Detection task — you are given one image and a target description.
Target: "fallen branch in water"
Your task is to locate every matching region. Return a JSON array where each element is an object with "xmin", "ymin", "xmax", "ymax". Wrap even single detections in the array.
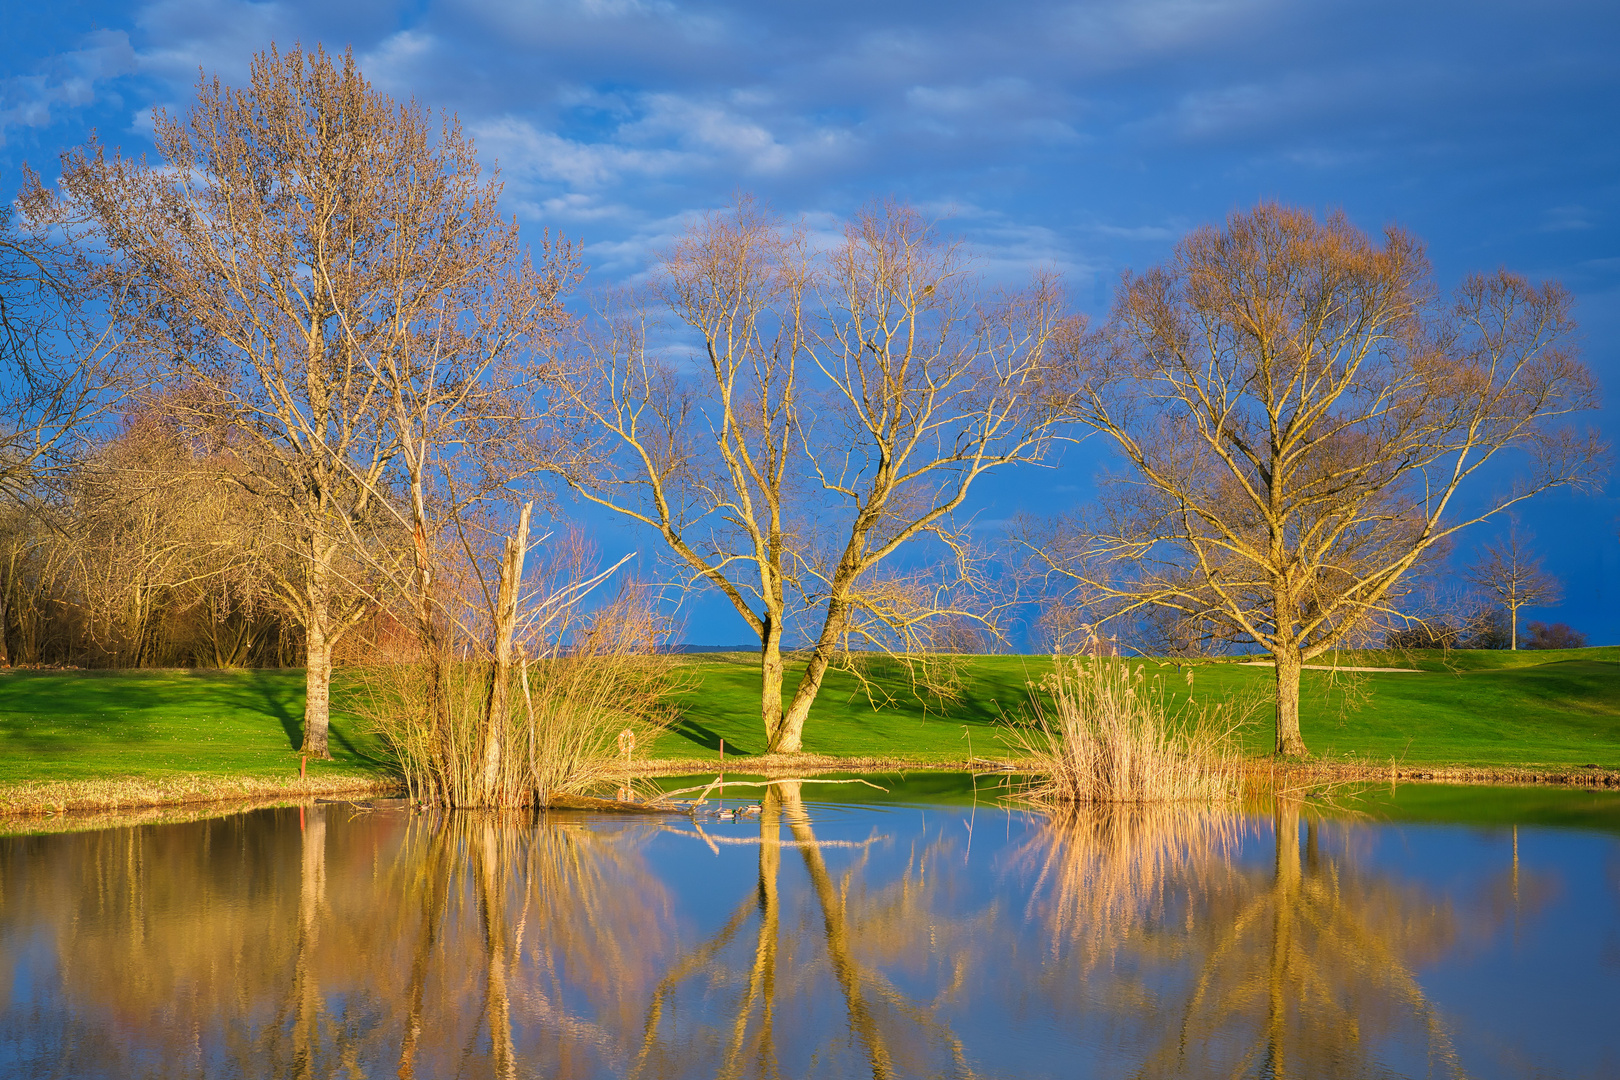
[
  {"xmin": 663, "ymin": 825, "xmax": 882, "ymax": 849},
  {"xmin": 651, "ymin": 776, "xmax": 890, "ymax": 806}
]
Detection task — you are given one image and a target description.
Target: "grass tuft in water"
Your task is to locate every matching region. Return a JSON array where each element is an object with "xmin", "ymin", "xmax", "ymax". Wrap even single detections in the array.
[{"xmin": 1011, "ymin": 656, "xmax": 1252, "ymax": 804}]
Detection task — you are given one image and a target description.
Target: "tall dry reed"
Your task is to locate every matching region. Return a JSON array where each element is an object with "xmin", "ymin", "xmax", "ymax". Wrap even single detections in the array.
[
  {"xmin": 1011, "ymin": 656, "xmax": 1250, "ymax": 804},
  {"xmin": 358, "ymin": 585, "xmax": 679, "ymax": 807}
]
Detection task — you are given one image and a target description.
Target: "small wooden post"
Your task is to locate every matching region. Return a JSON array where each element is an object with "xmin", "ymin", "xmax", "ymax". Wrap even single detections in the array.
[
  {"xmin": 719, "ymin": 738, "xmax": 724, "ymax": 766},
  {"xmin": 299, "ymin": 754, "xmax": 308, "ymax": 781}
]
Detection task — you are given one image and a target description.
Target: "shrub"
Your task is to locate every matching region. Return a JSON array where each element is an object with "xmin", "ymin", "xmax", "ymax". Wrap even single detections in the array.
[
  {"xmin": 1524, "ymin": 622, "xmax": 1587, "ymax": 650},
  {"xmin": 1009, "ymin": 656, "xmax": 1252, "ymax": 804},
  {"xmin": 357, "ymin": 587, "xmax": 679, "ymax": 807}
]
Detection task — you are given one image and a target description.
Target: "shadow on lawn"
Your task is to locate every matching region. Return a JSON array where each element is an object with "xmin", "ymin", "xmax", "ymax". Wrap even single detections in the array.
[
  {"xmin": 205, "ymin": 670, "xmax": 397, "ymax": 773},
  {"xmin": 668, "ymin": 717, "xmax": 753, "ymax": 756},
  {"xmin": 0, "ymin": 670, "xmax": 164, "ymax": 754}
]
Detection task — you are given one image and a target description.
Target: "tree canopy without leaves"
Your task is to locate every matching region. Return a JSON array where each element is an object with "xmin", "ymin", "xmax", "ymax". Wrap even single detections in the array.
[
  {"xmin": 1039, "ymin": 203, "xmax": 1603, "ymax": 755},
  {"xmin": 551, "ymin": 199, "xmax": 1071, "ymax": 752},
  {"xmin": 0, "ymin": 199, "xmax": 126, "ymax": 511},
  {"xmin": 39, "ymin": 45, "xmax": 565, "ymax": 756},
  {"xmin": 1465, "ymin": 529, "xmax": 1560, "ymax": 650}
]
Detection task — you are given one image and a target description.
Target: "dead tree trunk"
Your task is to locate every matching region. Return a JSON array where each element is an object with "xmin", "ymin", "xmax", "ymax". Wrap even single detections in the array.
[{"xmin": 482, "ymin": 503, "xmax": 532, "ymax": 803}]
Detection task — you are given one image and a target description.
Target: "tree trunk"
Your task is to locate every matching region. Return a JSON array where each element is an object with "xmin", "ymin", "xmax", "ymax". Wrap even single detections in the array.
[
  {"xmin": 0, "ymin": 577, "xmax": 10, "ymax": 668},
  {"xmin": 772, "ymin": 639, "xmax": 837, "ymax": 754},
  {"xmin": 1510, "ymin": 605, "xmax": 1518, "ymax": 651},
  {"xmin": 760, "ymin": 612, "xmax": 785, "ymax": 746},
  {"xmin": 1273, "ymin": 647, "xmax": 1307, "ymax": 756},
  {"xmin": 482, "ymin": 503, "xmax": 532, "ymax": 803},
  {"xmin": 302, "ymin": 616, "xmax": 333, "ymax": 759},
  {"xmin": 406, "ymin": 470, "xmax": 454, "ymax": 791},
  {"xmin": 300, "ymin": 537, "xmax": 337, "ymax": 759}
]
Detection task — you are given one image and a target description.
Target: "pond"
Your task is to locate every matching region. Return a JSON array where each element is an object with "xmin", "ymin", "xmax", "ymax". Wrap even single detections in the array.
[{"xmin": 2, "ymin": 777, "xmax": 1617, "ymax": 1079}]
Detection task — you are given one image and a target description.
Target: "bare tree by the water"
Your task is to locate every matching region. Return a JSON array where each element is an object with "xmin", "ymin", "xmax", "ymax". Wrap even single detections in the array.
[
  {"xmin": 550, "ymin": 197, "xmax": 808, "ymax": 747},
  {"xmin": 1466, "ymin": 529, "xmax": 1561, "ymax": 650},
  {"xmin": 38, "ymin": 45, "xmax": 568, "ymax": 756},
  {"xmin": 553, "ymin": 199, "xmax": 1071, "ymax": 752},
  {"xmin": 1042, "ymin": 204, "xmax": 1603, "ymax": 756}
]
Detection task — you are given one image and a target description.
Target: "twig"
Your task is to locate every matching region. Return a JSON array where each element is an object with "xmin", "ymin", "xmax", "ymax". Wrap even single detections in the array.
[{"xmin": 653, "ymin": 776, "xmax": 890, "ymax": 805}]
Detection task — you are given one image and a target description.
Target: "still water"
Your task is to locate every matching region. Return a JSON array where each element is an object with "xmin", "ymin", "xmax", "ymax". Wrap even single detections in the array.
[{"xmin": 2, "ymin": 778, "xmax": 1617, "ymax": 1079}]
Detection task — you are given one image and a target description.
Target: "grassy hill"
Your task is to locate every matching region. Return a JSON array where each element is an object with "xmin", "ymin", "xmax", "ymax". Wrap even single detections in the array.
[
  {"xmin": 664, "ymin": 649, "xmax": 1620, "ymax": 768},
  {"xmin": 0, "ymin": 648, "xmax": 1615, "ymax": 793}
]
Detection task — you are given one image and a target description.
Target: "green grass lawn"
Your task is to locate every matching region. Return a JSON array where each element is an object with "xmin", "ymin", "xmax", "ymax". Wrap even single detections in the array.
[
  {"xmin": 1281, "ymin": 657, "xmax": 1620, "ymax": 766},
  {"xmin": 0, "ymin": 647, "xmax": 1615, "ymax": 786},
  {"xmin": 0, "ymin": 668, "xmax": 392, "ymax": 785},
  {"xmin": 661, "ymin": 652, "xmax": 1046, "ymax": 762},
  {"xmin": 661, "ymin": 649, "xmax": 1620, "ymax": 769}
]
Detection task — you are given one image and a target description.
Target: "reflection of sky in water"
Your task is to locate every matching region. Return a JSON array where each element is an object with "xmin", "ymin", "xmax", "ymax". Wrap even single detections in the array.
[
  {"xmin": 0, "ymin": 784, "xmax": 1616, "ymax": 1079},
  {"xmin": 1355, "ymin": 824, "xmax": 1620, "ymax": 1078}
]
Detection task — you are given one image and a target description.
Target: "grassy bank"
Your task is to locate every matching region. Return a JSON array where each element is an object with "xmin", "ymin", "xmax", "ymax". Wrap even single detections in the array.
[
  {"xmin": 0, "ymin": 648, "xmax": 1615, "ymax": 813},
  {"xmin": 0, "ymin": 668, "xmax": 394, "ymax": 812},
  {"xmin": 660, "ymin": 648, "xmax": 1620, "ymax": 770}
]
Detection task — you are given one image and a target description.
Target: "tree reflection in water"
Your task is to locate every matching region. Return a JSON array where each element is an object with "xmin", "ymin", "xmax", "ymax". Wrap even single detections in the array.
[
  {"xmin": 0, "ymin": 791, "xmax": 1563, "ymax": 1078},
  {"xmin": 631, "ymin": 781, "xmax": 988, "ymax": 1079},
  {"xmin": 1019, "ymin": 798, "xmax": 1517, "ymax": 1078}
]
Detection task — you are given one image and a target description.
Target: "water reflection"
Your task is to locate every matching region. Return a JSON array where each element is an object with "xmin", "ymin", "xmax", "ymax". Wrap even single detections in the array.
[
  {"xmin": 0, "ymin": 789, "xmax": 1610, "ymax": 1079},
  {"xmin": 633, "ymin": 782, "xmax": 986, "ymax": 1079}
]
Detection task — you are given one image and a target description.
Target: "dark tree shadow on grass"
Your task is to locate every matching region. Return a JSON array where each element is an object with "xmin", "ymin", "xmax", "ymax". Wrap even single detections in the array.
[{"xmin": 667, "ymin": 718, "xmax": 753, "ymax": 757}]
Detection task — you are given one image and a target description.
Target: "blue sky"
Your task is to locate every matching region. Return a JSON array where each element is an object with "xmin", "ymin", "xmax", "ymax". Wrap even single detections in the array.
[{"xmin": 3, "ymin": 0, "xmax": 1617, "ymax": 646}]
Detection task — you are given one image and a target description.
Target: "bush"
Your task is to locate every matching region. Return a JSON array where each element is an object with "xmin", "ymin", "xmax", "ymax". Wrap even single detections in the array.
[
  {"xmin": 1009, "ymin": 657, "xmax": 1251, "ymax": 804},
  {"xmin": 1384, "ymin": 624, "xmax": 1459, "ymax": 650},
  {"xmin": 357, "ymin": 587, "xmax": 679, "ymax": 807},
  {"xmin": 1524, "ymin": 622, "xmax": 1587, "ymax": 650},
  {"xmin": 1463, "ymin": 607, "xmax": 1512, "ymax": 650}
]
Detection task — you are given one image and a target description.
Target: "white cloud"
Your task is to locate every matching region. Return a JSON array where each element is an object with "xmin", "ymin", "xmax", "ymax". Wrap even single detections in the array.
[
  {"xmin": 0, "ymin": 30, "xmax": 137, "ymax": 144},
  {"xmin": 1543, "ymin": 205, "xmax": 1596, "ymax": 232},
  {"xmin": 474, "ymin": 116, "xmax": 692, "ymax": 188},
  {"xmin": 1092, "ymin": 223, "xmax": 1175, "ymax": 241},
  {"xmin": 132, "ymin": 0, "xmax": 300, "ymax": 84}
]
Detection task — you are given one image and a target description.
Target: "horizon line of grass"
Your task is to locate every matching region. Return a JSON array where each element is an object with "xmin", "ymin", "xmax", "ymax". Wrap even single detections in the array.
[{"xmin": 1, "ymin": 649, "xmax": 1615, "ymax": 813}]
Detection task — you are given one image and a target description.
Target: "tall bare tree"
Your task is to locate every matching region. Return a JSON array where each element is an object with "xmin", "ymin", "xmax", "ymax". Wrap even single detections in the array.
[
  {"xmin": 0, "ymin": 197, "xmax": 127, "ymax": 510},
  {"xmin": 777, "ymin": 204, "xmax": 1070, "ymax": 752},
  {"xmin": 38, "ymin": 45, "xmax": 561, "ymax": 756},
  {"xmin": 1047, "ymin": 204, "xmax": 1602, "ymax": 755},
  {"xmin": 550, "ymin": 197, "xmax": 806, "ymax": 744},
  {"xmin": 553, "ymin": 199, "xmax": 1070, "ymax": 753},
  {"xmin": 1466, "ymin": 528, "xmax": 1560, "ymax": 650}
]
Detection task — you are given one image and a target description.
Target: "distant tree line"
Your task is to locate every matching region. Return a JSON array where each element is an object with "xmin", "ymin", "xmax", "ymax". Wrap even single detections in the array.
[{"xmin": 0, "ymin": 44, "xmax": 1605, "ymax": 765}]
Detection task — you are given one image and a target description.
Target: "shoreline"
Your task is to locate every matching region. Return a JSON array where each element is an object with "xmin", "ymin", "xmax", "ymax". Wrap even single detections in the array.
[
  {"xmin": 0, "ymin": 773, "xmax": 398, "ymax": 820},
  {"xmin": 1, "ymin": 756, "xmax": 1615, "ymax": 828}
]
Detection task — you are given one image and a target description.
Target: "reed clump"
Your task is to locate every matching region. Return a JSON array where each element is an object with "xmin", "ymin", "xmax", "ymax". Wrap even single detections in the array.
[
  {"xmin": 1011, "ymin": 655, "xmax": 1251, "ymax": 804},
  {"xmin": 358, "ymin": 586, "xmax": 680, "ymax": 808}
]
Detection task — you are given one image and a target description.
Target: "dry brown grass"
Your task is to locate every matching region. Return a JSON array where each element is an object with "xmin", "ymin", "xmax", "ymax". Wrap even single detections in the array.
[
  {"xmin": 357, "ymin": 587, "xmax": 683, "ymax": 807},
  {"xmin": 1010, "ymin": 655, "xmax": 1254, "ymax": 804},
  {"xmin": 0, "ymin": 773, "xmax": 394, "ymax": 821}
]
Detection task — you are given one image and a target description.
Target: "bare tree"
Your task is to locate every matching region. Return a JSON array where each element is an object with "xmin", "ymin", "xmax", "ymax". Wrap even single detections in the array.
[
  {"xmin": 1050, "ymin": 204, "xmax": 1603, "ymax": 756},
  {"xmin": 0, "ymin": 197, "xmax": 127, "ymax": 511},
  {"xmin": 1465, "ymin": 529, "xmax": 1560, "ymax": 650},
  {"xmin": 549, "ymin": 196, "xmax": 807, "ymax": 745},
  {"xmin": 38, "ymin": 45, "xmax": 557, "ymax": 756},
  {"xmin": 0, "ymin": 192, "xmax": 131, "ymax": 665},
  {"xmin": 552, "ymin": 199, "xmax": 1070, "ymax": 753},
  {"xmin": 778, "ymin": 204, "xmax": 1070, "ymax": 751}
]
